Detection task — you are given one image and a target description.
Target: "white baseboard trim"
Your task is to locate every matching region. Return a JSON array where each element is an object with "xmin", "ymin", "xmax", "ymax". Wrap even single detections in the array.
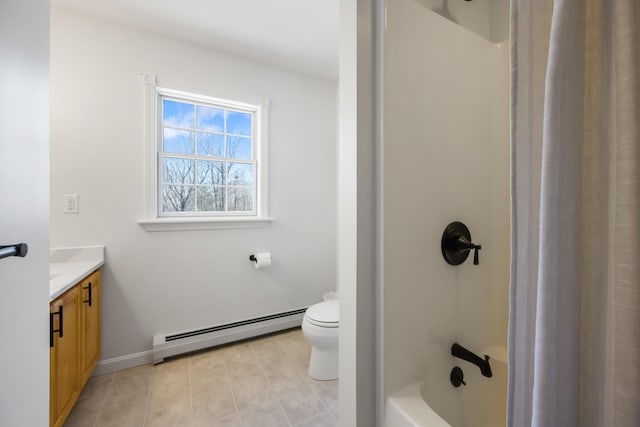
[{"xmin": 92, "ymin": 350, "xmax": 154, "ymax": 376}]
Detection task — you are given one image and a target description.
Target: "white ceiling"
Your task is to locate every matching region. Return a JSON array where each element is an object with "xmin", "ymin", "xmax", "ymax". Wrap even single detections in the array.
[{"xmin": 52, "ymin": 0, "xmax": 340, "ymax": 80}]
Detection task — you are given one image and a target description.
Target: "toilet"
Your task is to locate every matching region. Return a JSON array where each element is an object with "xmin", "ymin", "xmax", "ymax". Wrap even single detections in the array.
[{"xmin": 302, "ymin": 300, "xmax": 339, "ymax": 380}]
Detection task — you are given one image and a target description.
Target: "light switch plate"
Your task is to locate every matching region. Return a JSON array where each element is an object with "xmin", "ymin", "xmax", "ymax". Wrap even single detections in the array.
[{"xmin": 63, "ymin": 194, "xmax": 79, "ymax": 214}]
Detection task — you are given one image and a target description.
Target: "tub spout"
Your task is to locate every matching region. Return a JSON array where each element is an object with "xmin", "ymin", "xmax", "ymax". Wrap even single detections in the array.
[{"xmin": 451, "ymin": 343, "xmax": 492, "ymax": 378}]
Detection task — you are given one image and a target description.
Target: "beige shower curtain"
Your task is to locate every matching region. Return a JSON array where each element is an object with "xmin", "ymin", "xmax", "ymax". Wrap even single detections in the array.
[{"xmin": 508, "ymin": 0, "xmax": 639, "ymax": 426}]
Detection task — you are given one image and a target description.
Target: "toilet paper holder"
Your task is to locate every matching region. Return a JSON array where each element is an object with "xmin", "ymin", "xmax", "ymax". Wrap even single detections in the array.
[
  {"xmin": 249, "ymin": 253, "xmax": 272, "ymax": 269},
  {"xmin": 249, "ymin": 253, "xmax": 271, "ymax": 262}
]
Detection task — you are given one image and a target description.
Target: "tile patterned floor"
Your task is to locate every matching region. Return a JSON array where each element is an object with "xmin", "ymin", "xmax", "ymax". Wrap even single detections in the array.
[{"xmin": 64, "ymin": 328, "xmax": 338, "ymax": 427}]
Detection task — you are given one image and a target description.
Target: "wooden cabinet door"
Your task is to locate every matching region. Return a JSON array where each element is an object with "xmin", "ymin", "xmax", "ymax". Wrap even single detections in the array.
[
  {"xmin": 50, "ymin": 285, "xmax": 80, "ymax": 427},
  {"xmin": 80, "ymin": 270, "xmax": 101, "ymax": 384}
]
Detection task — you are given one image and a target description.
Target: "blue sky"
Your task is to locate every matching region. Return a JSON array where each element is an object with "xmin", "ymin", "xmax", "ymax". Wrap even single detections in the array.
[
  {"xmin": 163, "ymin": 99, "xmax": 251, "ymax": 135},
  {"xmin": 163, "ymin": 99, "xmax": 252, "ymax": 159}
]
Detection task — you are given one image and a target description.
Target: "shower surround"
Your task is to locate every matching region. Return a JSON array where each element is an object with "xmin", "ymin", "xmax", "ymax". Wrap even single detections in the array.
[{"xmin": 379, "ymin": 0, "xmax": 510, "ymax": 425}]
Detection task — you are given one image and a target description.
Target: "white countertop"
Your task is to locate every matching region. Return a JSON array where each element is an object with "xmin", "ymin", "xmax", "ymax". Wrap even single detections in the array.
[{"xmin": 50, "ymin": 246, "xmax": 105, "ymax": 301}]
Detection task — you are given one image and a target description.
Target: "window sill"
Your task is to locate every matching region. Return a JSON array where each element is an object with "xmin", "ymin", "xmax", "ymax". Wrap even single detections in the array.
[{"xmin": 137, "ymin": 216, "xmax": 275, "ymax": 232}]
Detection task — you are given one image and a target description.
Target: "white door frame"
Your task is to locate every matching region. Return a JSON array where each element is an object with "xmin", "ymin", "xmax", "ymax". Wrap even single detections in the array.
[{"xmin": 338, "ymin": 0, "xmax": 380, "ymax": 425}]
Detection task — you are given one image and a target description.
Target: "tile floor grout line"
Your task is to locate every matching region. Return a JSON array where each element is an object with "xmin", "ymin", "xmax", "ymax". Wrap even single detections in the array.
[
  {"xmin": 254, "ymin": 336, "xmax": 296, "ymax": 427},
  {"xmin": 92, "ymin": 373, "xmax": 115, "ymax": 427},
  {"xmin": 222, "ymin": 349, "xmax": 244, "ymax": 427},
  {"xmin": 298, "ymin": 365, "xmax": 336, "ymax": 423},
  {"xmin": 297, "ymin": 363, "xmax": 328, "ymax": 405},
  {"xmin": 187, "ymin": 357, "xmax": 195, "ymax": 427},
  {"xmin": 277, "ymin": 330, "xmax": 338, "ymax": 426},
  {"xmin": 326, "ymin": 404, "xmax": 339, "ymax": 423},
  {"xmin": 187, "ymin": 356, "xmax": 193, "ymax": 427},
  {"xmin": 140, "ymin": 365, "xmax": 154, "ymax": 427},
  {"xmin": 271, "ymin": 336, "xmax": 303, "ymax": 427}
]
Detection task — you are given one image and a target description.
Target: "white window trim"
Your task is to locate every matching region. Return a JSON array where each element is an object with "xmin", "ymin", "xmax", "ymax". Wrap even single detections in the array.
[{"xmin": 138, "ymin": 74, "xmax": 273, "ymax": 231}]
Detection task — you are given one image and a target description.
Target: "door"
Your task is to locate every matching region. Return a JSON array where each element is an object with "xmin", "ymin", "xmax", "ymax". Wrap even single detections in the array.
[{"xmin": 0, "ymin": 0, "xmax": 51, "ymax": 426}]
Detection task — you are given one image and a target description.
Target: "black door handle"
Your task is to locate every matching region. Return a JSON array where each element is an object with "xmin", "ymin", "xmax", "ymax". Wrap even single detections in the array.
[
  {"xmin": 83, "ymin": 282, "xmax": 92, "ymax": 306},
  {"xmin": 0, "ymin": 243, "xmax": 28, "ymax": 260},
  {"xmin": 49, "ymin": 305, "xmax": 63, "ymax": 348}
]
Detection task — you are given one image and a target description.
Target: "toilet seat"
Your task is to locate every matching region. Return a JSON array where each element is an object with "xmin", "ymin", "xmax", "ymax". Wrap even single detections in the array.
[
  {"xmin": 305, "ymin": 318, "xmax": 339, "ymax": 328},
  {"xmin": 305, "ymin": 301, "xmax": 339, "ymax": 328}
]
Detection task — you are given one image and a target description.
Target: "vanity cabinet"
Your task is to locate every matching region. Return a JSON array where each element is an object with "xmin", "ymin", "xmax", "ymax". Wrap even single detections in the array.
[
  {"xmin": 49, "ymin": 285, "xmax": 80, "ymax": 427},
  {"xmin": 49, "ymin": 269, "xmax": 101, "ymax": 427},
  {"xmin": 79, "ymin": 270, "xmax": 101, "ymax": 385}
]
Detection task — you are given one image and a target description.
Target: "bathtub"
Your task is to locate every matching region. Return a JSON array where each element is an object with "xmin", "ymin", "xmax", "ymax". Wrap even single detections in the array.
[{"xmin": 385, "ymin": 346, "xmax": 507, "ymax": 427}]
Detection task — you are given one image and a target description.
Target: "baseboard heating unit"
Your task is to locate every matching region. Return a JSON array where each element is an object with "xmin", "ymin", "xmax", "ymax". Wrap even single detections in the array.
[{"xmin": 152, "ymin": 307, "xmax": 307, "ymax": 364}]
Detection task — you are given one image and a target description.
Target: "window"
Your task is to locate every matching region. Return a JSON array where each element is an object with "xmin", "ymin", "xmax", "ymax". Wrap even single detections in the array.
[
  {"xmin": 161, "ymin": 96, "xmax": 255, "ymax": 215},
  {"xmin": 139, "ymin": 75, "xmax": 271, "ymax": 231}
]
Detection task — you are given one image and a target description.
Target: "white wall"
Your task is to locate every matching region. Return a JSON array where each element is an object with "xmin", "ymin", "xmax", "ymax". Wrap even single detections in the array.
[
  {"xmin": 414, "ymin": 0, "xmax": 509, "ymax": 43},
  {"xmin": 0, "ymin": 1, "xmax": 50, "ymax": 425},
  {"xmin": 50, "ymin": 7, "xmax": 337, "ymax": 362},
  {"xmin": 381, "ymin": 0, "xmax": 509, "ymax": 419},
  {"xmin": 489, "ymin": 0, "xmax": 510, "ymax": 43}
]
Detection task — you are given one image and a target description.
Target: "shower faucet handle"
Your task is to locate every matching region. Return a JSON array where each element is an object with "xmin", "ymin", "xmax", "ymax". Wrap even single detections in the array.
[
  {"xmin": 455, "ymin": 235, "xmax": 481, "ymax": 265},
  {"xmin": 441, "ymin": 222, "xmax": 482, "ymax": 266}
]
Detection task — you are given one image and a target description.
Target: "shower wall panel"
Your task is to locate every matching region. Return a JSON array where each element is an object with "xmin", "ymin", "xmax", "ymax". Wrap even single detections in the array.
[{"xmin": 381, "ymin": 0, "xmax": 509, "ymax": 402}]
